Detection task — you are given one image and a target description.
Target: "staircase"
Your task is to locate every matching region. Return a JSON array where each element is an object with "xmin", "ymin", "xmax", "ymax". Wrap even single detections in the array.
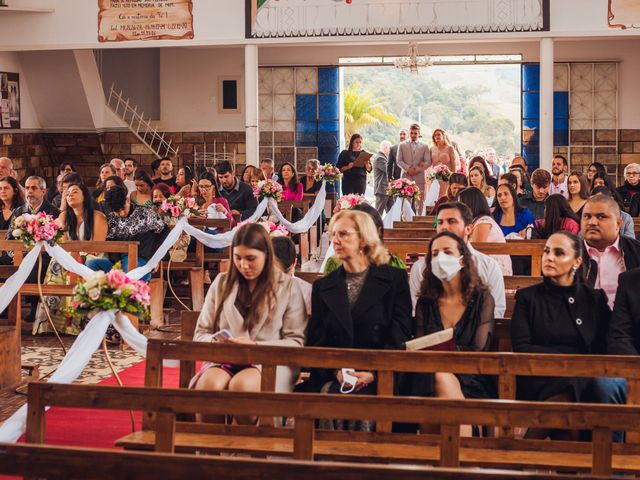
[{"xmin": 106, "ymin": 84, "xmax": 179, "ymax": 159}]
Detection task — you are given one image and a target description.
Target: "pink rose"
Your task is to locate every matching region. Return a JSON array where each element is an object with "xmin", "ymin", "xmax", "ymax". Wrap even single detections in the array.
[
  {"xmin": 171, "ymin": 206, "xmax": 181, "ymax": 217},
  {"xmin": 107, "ymin": 269, "xmax": 129, "ymax": 290}
]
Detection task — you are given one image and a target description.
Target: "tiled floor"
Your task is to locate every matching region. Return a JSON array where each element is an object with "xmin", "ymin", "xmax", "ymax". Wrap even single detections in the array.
[{"xmin": 0, "ymin": 322, "xmax": 181, "ymax": 423}]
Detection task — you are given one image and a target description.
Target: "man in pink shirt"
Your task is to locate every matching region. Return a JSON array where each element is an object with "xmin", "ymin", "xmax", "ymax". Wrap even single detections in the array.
[{"xmin": 581, "ymin": 195, "xmax": 640, "ymax": 309}]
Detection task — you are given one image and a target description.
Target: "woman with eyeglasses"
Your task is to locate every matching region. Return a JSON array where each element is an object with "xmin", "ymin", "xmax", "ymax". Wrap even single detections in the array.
[
  {"xmin": 300, "ymin": 159, "xmax": 322, "ymax": 194},
  {"xmin": 298, "ymin": 210, "xmax": 412, "ymax": 432},
  {"xmin": 197, "ymin": 171, "xmax": 233, "ymax": 223}
]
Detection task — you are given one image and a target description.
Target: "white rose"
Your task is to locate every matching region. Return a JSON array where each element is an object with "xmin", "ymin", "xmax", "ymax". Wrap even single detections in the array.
[{"xmin": 12, "ymin": 229, "xmax": 22, "ymax": 238}]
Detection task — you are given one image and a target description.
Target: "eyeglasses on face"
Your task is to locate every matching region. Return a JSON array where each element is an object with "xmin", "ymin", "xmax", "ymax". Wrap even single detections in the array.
[
  {"xmin": 330, "ymin": 230, "xmax": 358, "ymax": 240},
  {"xmin": 198, "ymin": 184, "xmax": 213, "ymax": 190}
]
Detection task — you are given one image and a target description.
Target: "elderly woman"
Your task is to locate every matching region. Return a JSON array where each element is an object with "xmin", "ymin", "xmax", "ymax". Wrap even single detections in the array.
[
  {"xmin": 300, "ymin": 159, "xmax": 322, "ymax": 194},
  {"xmin": 299, "ymin": 210, "xmax": 412, "ymax": 432}
]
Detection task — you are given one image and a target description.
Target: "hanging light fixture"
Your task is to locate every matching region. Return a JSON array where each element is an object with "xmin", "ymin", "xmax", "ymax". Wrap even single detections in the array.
[{"xmin": 394, "ymin": 42, "xmax": 433, "ymax": 73}]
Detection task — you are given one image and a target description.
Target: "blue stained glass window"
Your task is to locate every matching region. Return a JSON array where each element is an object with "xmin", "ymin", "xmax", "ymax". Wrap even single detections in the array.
[
  {"xmin": 318, "ymin": 67, "xmax": 339, "ymax": 93},
  {"xmin": 318, "ymin": 94, "xmax": 339, "ymax": 120},
  {"xmin": 522, "ymin": 63, "xmax": 540, "ymax": 92},
  {"xmin": 296, "ymin": 121, "xmax": 317, "ymax": 134},
  {"xmin": 296, "ymin": 95, "xmax": 317, "ymax": 121},
  {"xmin": 522, "ymin": 92, "xmax": 540, "ymax": 119}
]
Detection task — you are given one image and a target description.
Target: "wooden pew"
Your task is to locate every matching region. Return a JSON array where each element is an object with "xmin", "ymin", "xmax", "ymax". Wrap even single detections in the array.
[
  {"xmin": 188, "ymin": 218, "xmax": 234, "ymax": 270},
  {"xmin": 385, "ymin": 240, "xmax": 546, "ymax": 276},
  {"xmin": 0, "ymin": 443, "xmax": 579, "ymax": 480},
  {"xmin": 280, "ymin": 199, "xmax": 312, "ymax": 262},
  {"xmin": 29, "ymin": 381, "xmax": 640, "ymax": 475}
]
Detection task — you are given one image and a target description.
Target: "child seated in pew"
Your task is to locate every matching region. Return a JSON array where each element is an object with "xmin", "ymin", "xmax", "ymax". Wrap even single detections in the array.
[
  {"xmin": 191, "ymin": 223, "xmax": 307, "ymax": 424},
  {"xmin": 511, "ymin": 232, "xmax": 611, "ymax": 440},
  {"xmin": 272, "ymin": 236, "xmax": 312, "ymax": 316},
  {"xmin": 413, "ymin": 231, "xmax": 496, "ymax": 437}
]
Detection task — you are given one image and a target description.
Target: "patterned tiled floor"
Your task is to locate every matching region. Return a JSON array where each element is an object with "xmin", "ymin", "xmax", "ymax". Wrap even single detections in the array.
[{"xmin": 0, "ymin": 324, "xmax": 181, "ymax": 423}]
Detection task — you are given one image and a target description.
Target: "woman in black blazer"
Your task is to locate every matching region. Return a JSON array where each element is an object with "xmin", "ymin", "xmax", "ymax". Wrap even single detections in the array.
[
  {"xmin": 511, "ymin": 232, "xmax": 611, "ymax": 438},
  {"xmin": 300, "ymin": 209, "xmax": 413, "ymax": 404}
]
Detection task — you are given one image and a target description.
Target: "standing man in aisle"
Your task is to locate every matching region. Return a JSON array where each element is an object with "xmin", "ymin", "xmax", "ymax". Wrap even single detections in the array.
[
  {"xmin": 387, "ymin": 128, "xmax": 407, "ymax": 181},
  {"xmin": 374, "ymin": 140, "xmax": 394, "ymax": 215},
  {"xmin": 397, "ymin": 123, "xmax": 431, "ymax": 214}
]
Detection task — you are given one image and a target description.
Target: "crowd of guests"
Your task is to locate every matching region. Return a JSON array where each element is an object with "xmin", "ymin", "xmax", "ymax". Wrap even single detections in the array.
[{"xmin": 4, "ymin": 147, "xmax": 640, "ymax": 440}]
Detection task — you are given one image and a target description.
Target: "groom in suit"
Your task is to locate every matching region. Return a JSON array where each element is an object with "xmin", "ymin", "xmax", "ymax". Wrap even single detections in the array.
[{"xmin": 396, "ymin": 123, "xmax": 431, "ymax": 214}]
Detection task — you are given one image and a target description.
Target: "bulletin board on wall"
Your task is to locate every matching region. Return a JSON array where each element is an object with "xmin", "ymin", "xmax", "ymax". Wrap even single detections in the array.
[{"xmin": 0, "ymin": 72, "xmax": 20, "ymax": 129}]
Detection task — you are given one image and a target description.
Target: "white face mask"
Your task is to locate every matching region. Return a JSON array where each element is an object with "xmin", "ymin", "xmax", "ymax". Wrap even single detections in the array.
[{"xmin": 431, "ymin": 252, "xmax": 463, "ymax": 282}]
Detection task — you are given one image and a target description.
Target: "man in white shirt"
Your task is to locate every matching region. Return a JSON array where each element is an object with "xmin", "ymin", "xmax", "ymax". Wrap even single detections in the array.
[
  {"xmin": 549, "ymin": 155, "xmax": 569, "ymax": 198},
  {"xmin": 409, "ymin": 202, "xmax": 506, "ymax": 318},
  {"xmin": 110, "ymin": 158, "xmax": 137, "ymax": 194}
]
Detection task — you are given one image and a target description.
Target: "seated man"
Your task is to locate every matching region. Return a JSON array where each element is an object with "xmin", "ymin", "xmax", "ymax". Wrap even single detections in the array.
[
  {"xmin": 10, "ymin": 176, "xmax": 60, "ymax": 220},
  {"xmin": 216, "ymin": 160, "xmax": 257, "ymax": 220},
  {"xmin": 517, "ymin": 168, "xmax": 550, "ymax": 220},
  {"xmin": 86, "ymin": 185, "xmax": 168, "ymax": 282},
  {"xmin": 409, "ymin": 202, "xmax": 506, "ymax": 319},
  {"xmin": 608, "ymin": 267, "xmax": 640, "ymax": 355}
]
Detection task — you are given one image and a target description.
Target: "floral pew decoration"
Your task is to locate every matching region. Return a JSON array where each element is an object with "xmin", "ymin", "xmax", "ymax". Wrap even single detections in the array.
[{"xmin": 383, "ymin": 179, "xmax": 420, "ymax": 227}]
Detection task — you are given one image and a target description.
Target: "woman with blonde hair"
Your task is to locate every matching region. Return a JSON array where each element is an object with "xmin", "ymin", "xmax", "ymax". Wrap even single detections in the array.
[
  {"xmin": 191, "ymin": 223, "xmax": 307, "ymax": 423},
  {"xmin": 468, "ymin": 165, "xmax": 496, "ymax": 206},
  {"xmin": 299, "ymin": 210, "xmax": 413, "ymax": 425}
]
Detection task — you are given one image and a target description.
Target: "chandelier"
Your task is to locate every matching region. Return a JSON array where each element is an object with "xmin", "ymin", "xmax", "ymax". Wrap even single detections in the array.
[{"xmin": 394, "ymin": 42, "xmax": 433, "ymax": 73}]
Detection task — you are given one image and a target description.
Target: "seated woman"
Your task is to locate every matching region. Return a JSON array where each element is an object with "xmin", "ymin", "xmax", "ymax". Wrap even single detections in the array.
[
  {"xmin": 299, "ymin": 210, "xmax": 412, "ymax": 430},
  {"xmin": 415, "ymin": 231, "xmax": 495, "ymax": 436},
  {"xmin": 458, "ymin": 187, "xmax": 512, "ymax": 276},
  {"xmin": 272, "ymin": 235, "xmax": 311, "ymax": 316},
  {"xmin": 428, "ymin": 173, "xmax": 467, "ymax": 215},
  {"xmin": 191, "ymin": 223, "xmax": 307, "ymax": 423},
  {"xmin": 533, "ymin": 194, "xmax": 580, "ymax": 239},
  {"xmin": 197, "ymin": 171, "xmax": 233, "ymax": 224},
  {"xmin": 567, "ymin": 172, "xmax": 589, "ymax": 218},
  {"xmin": 468, "ymin": 166, "xmax": 495, "ymax": 207},
  {"xmin": 151, "ymin": 182, "xmax": 172, "ymax": 207},
  {"xmin": 278, "ymin": 162, "xmax": 303, "ymax": 201},
  {"xmin": 175, "ymin": 165, "xmax": 196, "ymax": 198},
  {"xmin": 130, "ymin": 171, "xmax": 154, "ymax": 207},
  {"xmin": 324, "ymin": 203, "xmax": 405, "ymax": 275},
  {"xmin": 299, "ymin": 159, "xmax": 322, "ymax": 194},
  {"xmin": 92, "ymin": 163, "xmax": 117, "ymax": 202},
  {"xmin": 241, "ymin": 165, "xmax": 256, "ymax": 185},
  {"xmin": 34, "ymin": 183, "xmax": 108, "ymax": 335},
  {"xmin": 493, "ymin": 184, "xmax": 534, "ymax": 237},
  {"xmin": 99, "ymin": 175, "xmax": 126, "ymax": 215},
  {"xmin": 0, "ymin": 176, "xmax": 24, "ymax": 230},
  {"xmin": 511, "ymin": 232, "xmax": 611, "ymax": 439},
  {"xmin": 468, "ymin": 156, "xmax": 497, "ymax": 190}
]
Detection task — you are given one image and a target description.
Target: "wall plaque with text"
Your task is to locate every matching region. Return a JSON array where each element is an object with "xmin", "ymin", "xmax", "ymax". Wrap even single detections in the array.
[{"xmin": 98, "ymin": 0, "xmax": 194, "ymax": 42}]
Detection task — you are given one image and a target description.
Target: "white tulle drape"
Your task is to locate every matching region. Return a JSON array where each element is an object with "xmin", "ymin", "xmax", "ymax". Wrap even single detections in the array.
[
  {"xmin": 382, "ymin": 198, "xmax": 415, "ymax": 228},
  {"xmin": 0, "ymin": 245, "xmax": 41, "ymax": 316},
  {"xmin": 0, "ymin": 309, "xmax": 152, "ymax": 443},
  {"xmin": 267, "ymin": 181, "xmax": 327, "ymax": 234}
]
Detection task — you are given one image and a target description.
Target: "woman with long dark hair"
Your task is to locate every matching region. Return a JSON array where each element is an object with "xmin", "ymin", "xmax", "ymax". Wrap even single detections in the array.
[
  {"xmin": 567, "ymin": 172, "xmax": 589, "ymax": 218},
  {"xmin": 534, "ymin": 194, "xmax": 580, "ymax": 239},
  {"xmin": 34, "ymin": 183, "xmax": 108, "ymax": 335},
  {"xmin": 131, "ymin": 171, "xmax": 154, "ymax": 207},
  {"xmin": 175, "ymin": 165, "xmax": 196, "ymax": 198},
  {"xmin": 458, "ymin": 187, "xmax": 512, "ymax": 275},
  {"xmin": 415, "ymin": 231, "xmax": 495, "ymax": 436},
  {"xmin": 278, "ymin": 162, "xmax": 303, "ymax": 201},
  {"xmin": 336, "ymin": 133, "xmax": 372, "ymax": 195},
  {"xmin": 586, "ymin": 162, "xmax": 606, "ymax": 187},
  {"xmin": 191, "ymin": 223, "xmax": 307, "ymax": 423},
  {"xmin": 0, "ymin": 176, "xmax": 24, "ymax": 229},
  {"xmin": 493, "ymin": 183, "xmax": 535, "ymax": 237}
]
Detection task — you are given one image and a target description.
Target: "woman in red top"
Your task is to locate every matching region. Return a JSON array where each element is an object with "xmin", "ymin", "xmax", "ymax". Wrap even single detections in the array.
[{"xmin": 278, "ymin": 162, "xmax": 303, "ymax": 201}]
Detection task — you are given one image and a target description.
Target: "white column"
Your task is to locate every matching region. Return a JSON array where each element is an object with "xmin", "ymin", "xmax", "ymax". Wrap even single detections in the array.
[
  {"xmin": 244, "ymin": 44, "xmax": 259, "ymax": 167},
  {"xmin": 539, "ymin": 37, "xmax": 554, "ymax": 172}
]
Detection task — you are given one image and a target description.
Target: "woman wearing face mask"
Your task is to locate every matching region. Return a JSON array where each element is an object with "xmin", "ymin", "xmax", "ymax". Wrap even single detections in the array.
[
  {"xmin": 511, "ymin": 232, "xmax": 611, "ymax": 439},
  {"xmin": 299, "ymin": 210, "xmax": 412, "ymax": 430},
  {"xmin": 414, "ymin": 231, "xmax": 496, "ymax": 437},
  {"xmin": 191, "ymin": 224, "xmax": 307, "ymax": 424}
]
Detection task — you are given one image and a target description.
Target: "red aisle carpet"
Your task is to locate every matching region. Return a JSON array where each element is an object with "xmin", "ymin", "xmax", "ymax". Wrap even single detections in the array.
[{"xmin": 27, "ymin": 361, "xmax": 180, "ymax": 449}]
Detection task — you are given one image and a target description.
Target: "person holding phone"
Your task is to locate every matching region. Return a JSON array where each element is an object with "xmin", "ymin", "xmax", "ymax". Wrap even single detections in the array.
[{"xmin": 191, "ymin": 223, "xmax": 307, "ymax": 424}]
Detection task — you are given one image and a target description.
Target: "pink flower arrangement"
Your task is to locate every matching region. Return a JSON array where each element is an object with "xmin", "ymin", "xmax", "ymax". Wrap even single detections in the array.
[
  {"xmin": 425, "ymin": 164, "xmax": 452, "ymax": 182},
  {"xmin": 70, "ymin": 269, "xmax": 150, "ymax": 320},
  {"xmin": 10, "ymin": 212, "xmax": 64, "ymax": 247},
  {"xmin": 386, "ymin": 178, "xmax": 421, "ymax": 201},
  {"xmin": 333, "ymin": 194, "xmax": 368, "ymax": 213},
  {"xmin": 313, "ymin": 163, "xmax": 342, "ymax": 184},
  {"xmin": 158, "ymin": 195, "xmax": 200, "ymax": 222},
  {"xmin": 252, "ymin": 179, "xmax": 283, "ymax": 202},
  {"xmin": 238, "ymin": 217, "xmax": 289, "ymax": 237}
]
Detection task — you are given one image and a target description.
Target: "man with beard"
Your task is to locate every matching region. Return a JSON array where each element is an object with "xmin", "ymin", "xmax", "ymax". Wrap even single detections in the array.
[
  {"xmin": 549, "ymin": 155, "xmax": 569, "ymax": 198},
  {"xmin": 215, "ymin": 160, "xmax": 257, "ymax": 220},
  {"xmin": 154, "ymin": 157, "xmax": 177, "ymax": 191},
  {"xmin": 397, "ymin": 123, "xmax": 431, "ymax": 214}
]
